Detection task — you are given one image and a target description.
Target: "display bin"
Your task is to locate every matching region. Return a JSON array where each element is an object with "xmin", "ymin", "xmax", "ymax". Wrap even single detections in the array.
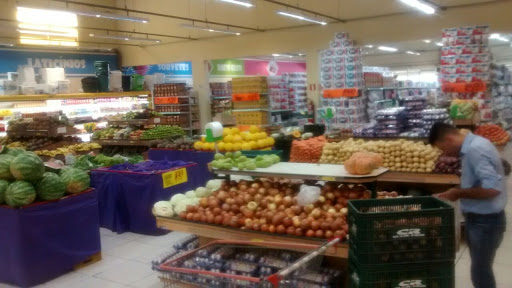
[
  {"xmin": 349, "ymin": 255, "xmax": 454, "ymax": 288},
  {"xmin": 91, "ymin": 162, "xmax": 209, "ymax": 235},
  {"xmin": 348, "ymin": 197, "xmax": 455, "ymax": 265},
  {"xmin": 147, "ymin": 149, "xmax": 215, "ymax": 182},
  {"xmin": 0, "ymin": 189, "xmax": 101, "ymax": 287}
]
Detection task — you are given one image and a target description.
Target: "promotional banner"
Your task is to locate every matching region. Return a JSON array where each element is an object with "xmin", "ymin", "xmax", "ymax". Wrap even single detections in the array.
[
  {"xmin": 122, "ymin": 61, "xmax": 192, "ymax": 78},
  {"xmin": 0, "ymin": 49, "xmax": 118, "ymax": 76},
  {"xmin": 208, "ymin": 59, "xmax": 245, "ymax": 76},
  {"xmin": 244, "ymin": 59, "xmax": 306, "ymax": 76}
]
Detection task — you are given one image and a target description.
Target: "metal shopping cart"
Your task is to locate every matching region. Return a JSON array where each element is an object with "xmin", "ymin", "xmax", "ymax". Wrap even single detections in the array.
[{"xmin": 157, "ymin": 238, "xmax": 342, "ymax": 288}]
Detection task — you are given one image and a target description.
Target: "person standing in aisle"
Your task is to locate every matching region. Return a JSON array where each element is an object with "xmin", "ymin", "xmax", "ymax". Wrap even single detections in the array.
[{"xmin": 428, "ymin": 122, "xmax": 507, "ymax": 288}]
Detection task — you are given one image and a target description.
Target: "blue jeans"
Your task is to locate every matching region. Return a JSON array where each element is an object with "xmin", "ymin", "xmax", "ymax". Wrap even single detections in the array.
[{"xmin": 465, "ymin": 211, "xmax": 506, "ymax": 288}]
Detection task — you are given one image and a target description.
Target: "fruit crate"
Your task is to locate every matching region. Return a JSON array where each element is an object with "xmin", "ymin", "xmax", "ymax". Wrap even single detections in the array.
[
  {"xmin": 349, "ymin": 255, "xmax": 454, "ymax": 288},
  {"xmin": 348, "ymin": 197, "xmax": 455, "ymax": 265}
]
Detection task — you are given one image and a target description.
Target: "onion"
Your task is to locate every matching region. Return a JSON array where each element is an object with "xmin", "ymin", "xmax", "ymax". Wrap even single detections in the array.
[
  {"xmin": 247, "ymin": 201, "xmax": 258, "ymax": 211},
  {"xmin": 295, "ymin": 228, "xmax": 303, "ymax": 236},
  {"xmin": 268, "ymin": 225, "xmax": 276, "ymax": 233},
  {"xmin": 230, "ymin": 204, "xmax": 240, "ymax": 213},
  {"xmin": 214, "ymin": 215, "xmax": 223, "ymax": 224},
  {"xmin": 282, "ymin": 196, "xmax": 293, "ymax": 207},
  {"xmin": 306, "ymin": 230, "xmax": 315, "ymax": 237},
  {"xmin": 311, "ymin": 208, "xmax": 322, "ymax": 219},
  {"xmin": 292, "ymin": 216, "xmax": 301, "ymax": 228},
  {"xmin": 276, "ymin": 225, "xmax": 286, "ymax": 234},
  {"xmin": 262, "ymin": 181, "xmax": 272, "ymax": 189},
  {"xmin": 261, "ymin": 224, "xmax": 269, "ymax": 232},
  {"xmin": 199, "ymin": 198, "xmax": 209, "ymax": 208},
  {"xmin": 217, "ymin": 191, "xmax": 229, "ymax": 202},
  {"xmin": 235, "ymin": 197, "xmax": 244, "ymax": 206},
  {"xmin": 315, "ymin": 230, "xmax": 324, "ymax": 238},
  {"xmin": 221, "ymin": 203, "xmax": 230, "ymax": 211},
  {"xmin": 325, "ymin": 230, "xmax": 334, "ymax": 239},
  {"xmin": 283, "ymin": 217, "xmax": 293, "ymax": 227},
  {"xmin": 239, "ymin": 184, "xmax": 248, "ymax": 191},
  {"xmin": 269, "ymin": 188, "xmax": 279, "ymax": 196},
  {"xmin": 251, "ymin": 183, "xmax": 261, "ymax": 189},
  {"xmin": 286, "ymin": 226, "xmax": 295, "ymax": 235},
  {"xmin": 304, "ymin": 204, "xmax": 314, "ymax": 214},
  {"xmin": 252, "ymin": 223, "xmax": 261, "ymax": 231},
  {"xmin": 258, "ymin": 188, "xmax": 267, "ymax": 195},
  {"xmin": 311, "ymin": 220, "xmax": 320, "ymax": 231},
  {"xmin": 318, "ymin": 196, "xmax": 326, "ymax": 203},
  {"xmin": 179, "ymin": 212, "xmax": 187, "ymax": 219},
  {"xmin": 300, "ymin": 219, "xmax": 311, "ymax": 230},
  {"xmin": 243, "ymin": 194, "xmax": 253, "ymax": 203},
  {"xmin": 267, "ymin": 203, "xmax": 277, "ymax": 211}
]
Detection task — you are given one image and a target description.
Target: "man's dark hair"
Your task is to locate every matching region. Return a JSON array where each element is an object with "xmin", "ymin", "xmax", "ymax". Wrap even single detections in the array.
[
  {"xmin": 428, "ymin": 122, "xmax": 458, "ymax": 145},
  {"xmin": 502, "ymin": 158, "xmax": 511, "ymax": 176}
]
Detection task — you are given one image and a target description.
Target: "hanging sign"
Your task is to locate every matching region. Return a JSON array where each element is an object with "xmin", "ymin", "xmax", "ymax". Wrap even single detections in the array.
[
  {"xmin": 162, "ymin": 167, "xmax": 188, "ymax": 188},
  {"xmin": 154, "ymin": 97, "xmax": 179, "ymax": 104},
  {"xmin": 323, "ymin": 88, "xmax": 359, "ymax": 98},
  {"xmin": 442, "ymin": 82, "xmax": 486, "ymax": 93},
  {"xmin": 232, "ymin": 93, "xmax": 260, "ymax": 102}
]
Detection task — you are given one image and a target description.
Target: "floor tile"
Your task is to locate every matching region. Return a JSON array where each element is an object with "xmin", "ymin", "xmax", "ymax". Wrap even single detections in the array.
[
  {"xmin": 101, "ymin": 234, "xmax": 134, "ymax": 252},
  {"xmin": 76, "ymin": 254, "xmax": 127, "ymax": 277},
  {"xmin": 93, "ymin": 260, "xmax": 154, "ymax": 285},
  {"xmin": 38, "ymin": 271, "xmax": 90, "ymax": 288},
  {"xmin": 135, "ymin": 231, "xmax": 191, "ymax": 248},
  {"xmin": 105, "ymin": 240, "xmax": 167, "ymax": 264},
  {"xmin": 75, "ymin": 277, "xmax": 125, "ymax": 288},
  {"xmin": 128, "ymin": 272, "xmax": 162, "ymax": 288}
]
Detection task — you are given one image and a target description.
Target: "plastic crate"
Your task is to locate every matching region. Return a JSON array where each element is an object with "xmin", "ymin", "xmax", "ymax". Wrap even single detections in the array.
[
  {"xmin": 349, "ymin": 255, "xmax": 454, "ymax": 288},
  {"xmin": 348, "ymin": 197, "xmax": 455, "ymax": 265}
]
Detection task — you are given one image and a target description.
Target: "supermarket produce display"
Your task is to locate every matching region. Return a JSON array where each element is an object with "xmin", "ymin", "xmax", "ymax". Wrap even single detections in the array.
[{"xmin": 194, "ymin": 126, "xmax": 275, "ymax": 152}]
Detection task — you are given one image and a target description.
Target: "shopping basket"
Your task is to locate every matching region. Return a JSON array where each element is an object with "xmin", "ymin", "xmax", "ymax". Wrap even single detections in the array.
[{"xmin": 158, "ymin": 238, "xmax": 342, "ymax": 288}]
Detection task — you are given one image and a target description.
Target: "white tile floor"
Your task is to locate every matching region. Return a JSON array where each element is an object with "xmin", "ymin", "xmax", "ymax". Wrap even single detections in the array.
[{"xmin": 1, "ymin": 148, "xmax": 511, "ymax": 287}]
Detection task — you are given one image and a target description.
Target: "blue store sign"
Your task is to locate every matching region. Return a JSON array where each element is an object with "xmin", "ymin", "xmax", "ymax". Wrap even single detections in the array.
[
  {"xmin": 0, "ymin": 49, "xmax": 118, "ymax": 76},
  {"xmin": 122, "ymin": 61, "xmax": 192, "ymax": 77}
]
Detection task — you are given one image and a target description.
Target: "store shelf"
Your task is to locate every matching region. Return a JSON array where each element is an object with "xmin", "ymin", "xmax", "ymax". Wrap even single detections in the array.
[
  {"xmin": 211, "ymin": 96, "xmax": 232, "ymax": 100},
  {"xmin": 107, "ymin": 117, "xmax": 167, "ymax": 126},
  {"xmin": 213, "ymin": 162, "xmax": 388, "ymax": 183},
  {"xmin": 93, "ymin": 139, "xmax": 151, "ymax": 146},
  {"xmin": 232, "ymin": 109, "xmax": 267, "ymax": 112},
  {"xmin": 159, "ymin": 112, "xmax": 189, "ymax": 115},
  {"xmin": 0, "ymin": 91, "xmax": 151, "ymax": 101},
  {"xmin": 379, "ymin": 172, "xmax": 460, "ymax": 185},
  {"xmin": 269, "ymin": 109, "xmax": 292, "ymax": 113},
  {"xmin": 155, "ymin": 217, "xmax": 348, "ymax": 258},
  {"xmin": 7, "ymin": 127, "xmax": 78, "ymax": 138}
]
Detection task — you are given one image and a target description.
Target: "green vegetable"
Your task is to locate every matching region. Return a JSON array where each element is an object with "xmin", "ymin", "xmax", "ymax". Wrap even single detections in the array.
[
  {"xmin": 234, "ymin": 151, "xmax": 242, "ymax": 159},
  {"xmin": 225, "ymin": 152, "xmax": 233, "ymax": 159},
  {"xmin": 0, "ymin": 180, "xmax": 9, "ymax": 204},
  {"xmin": 36, "ymin": 172, "xmax": 66, "ymax": 201},
  {"xmin": 214, "ymin": 153, "xmax": 224, "ymax": 160},
  {"xmin": 237, "ymin": 163, "xmax": 245, "ymax": 170},
  {"xmin": 245, "ymin": 162, "xmax": 257, "ymax": 170},
  {"xmin": 10, "ymin": 152, "xmax": 45, "ymax": 182},
  {"xmin": 60, "ymin": 168, "xmax": 90, "ymax": 194},
  {"xmin": 223, "ymin": 162, "xmax": 233, "ymax": 170},
  {"xmin": 0, "ymin": 155, "xmax": 15, "ymax": 180},
  {"xmin": 5, "ymin": 181, "xmax": 36, "ymax": 207}
]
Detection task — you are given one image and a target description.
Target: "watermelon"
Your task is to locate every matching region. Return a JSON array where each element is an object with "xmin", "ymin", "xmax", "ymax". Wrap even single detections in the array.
[
  {"xmin": 5, "ymin": 180, "xmax": 36, "ymax": 207},
  {"xmin": 36, "ymin": 172, "xmax": 66, "ymax": 201},
  {"xmin": 10, "ymin": 152, "xmax": 45, "ymax": 182},
  {"xmin": 5, "ymin": 147, "xmax": 25, "ymax": 157},
  {"xmin": 0, "ymin": 179, "xmax": 9, "ymax": 204},
  {"xmin": 60, "ymin": 168, "xmax": 90, "ymax": 194},
  {"xmin": 0, "ymin": 154, "xmax": 15, "ymax": 180}
]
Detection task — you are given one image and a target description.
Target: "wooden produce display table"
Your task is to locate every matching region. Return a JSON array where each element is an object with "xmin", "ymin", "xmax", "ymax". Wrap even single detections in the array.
[
  {"xmin": 379, "ymin": 172, "xmax": 460, "ymax": 185},
  {"xmin": 156, "ymin": 217, "xmax": 348, "ymax": 258}
]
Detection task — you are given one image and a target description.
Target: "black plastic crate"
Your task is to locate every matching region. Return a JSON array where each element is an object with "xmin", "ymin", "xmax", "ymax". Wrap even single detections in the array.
[
  {"xmin": 348, "ymin": 197, "xmax": 455, "ymax": 264},
  {"xmin": 349, "ymin": 255, "xmax": 454, "ymax": 288}
]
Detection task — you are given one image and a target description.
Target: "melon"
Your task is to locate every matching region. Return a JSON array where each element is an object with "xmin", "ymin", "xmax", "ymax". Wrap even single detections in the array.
[
  {"xmin": 10, "ymin": 152, "xmax": 45, "ymax": 182},
  {"xmin": 37, "ymin": 172, "xmax": 66, "ymax": 201},
  {"xmin": 0, "ymin": 179, "xmax": 9, "ymax": 204},
  {"xmin": 60, "ymin": 168, "xmax": 90, "ymax": 194},
  {"xmin": 5, "ymin": 147, "xmax": 25, "ymax": 157},
  {"xmin": 5, "ymin": 180, "xmax": 36, "ymax": 207},
  {"xmin": 0, "ymin": 154, "xmax": 15, "ymax": 180}
]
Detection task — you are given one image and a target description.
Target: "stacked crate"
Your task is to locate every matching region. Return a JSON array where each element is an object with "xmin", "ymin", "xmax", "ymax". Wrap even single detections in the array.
[
  {"xmin": 231, "ymin": 77, "xmax": 269, "ymax": 125},
  {"xmin": 348, "ymin": 197, "xmax": 455, "ymax": 288}
]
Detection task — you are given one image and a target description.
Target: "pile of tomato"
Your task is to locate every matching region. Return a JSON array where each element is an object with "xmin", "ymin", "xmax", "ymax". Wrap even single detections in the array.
[{"xmin": 474, "ymin": 124, "xmax": 510, "ymax": 145}]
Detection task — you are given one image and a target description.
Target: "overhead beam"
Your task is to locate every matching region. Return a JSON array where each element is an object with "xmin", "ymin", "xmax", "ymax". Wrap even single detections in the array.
[
  {"xmin": 0, "ymin": 36, "xmax": 142, "ymax": 47},
  {"xmin": 0, "ymin": 18, "xmax": 198, "ymax": 41},
  {"xmin": 50, "ymin": 0, "xmax": 264, "ymax": 32},
  {"xmin": 261, "ymin": 0, "xmax": 346, "ymax": 23}
]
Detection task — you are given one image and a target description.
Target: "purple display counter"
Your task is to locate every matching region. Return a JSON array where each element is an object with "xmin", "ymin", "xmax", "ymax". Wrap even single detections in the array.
[
  {"xmin": 91, "ymin": 162, "xmax": 208, "ymax": 235},
  {"xmin": 148, "ymin": 149, "xmax": 214, "ymax": 181},
  {"xmin": 0, "ymin": 189, "xmax": 101, "ymax": 288}
]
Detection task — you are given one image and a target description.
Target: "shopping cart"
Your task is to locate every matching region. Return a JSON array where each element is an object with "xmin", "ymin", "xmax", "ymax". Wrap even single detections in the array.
[{"xmin": 158, "ymin": 238, "xmax": 342, "ymax": 288}]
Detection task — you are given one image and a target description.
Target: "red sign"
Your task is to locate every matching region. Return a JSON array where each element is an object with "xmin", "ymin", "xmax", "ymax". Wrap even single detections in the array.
[
  {"xmin": 323, "ymin": 88, "xmax": 359, "ymax": 98},
  {"xmin": 442, "ymin": 82, "xmax": 486, "ymax": 93},
  {"xmin": 154, "ymin": 97, "xmax": 179, "ymax": 104},
  {"xmin": 232, "ymin": 93, "xmax": 260, "ymax": 102}
]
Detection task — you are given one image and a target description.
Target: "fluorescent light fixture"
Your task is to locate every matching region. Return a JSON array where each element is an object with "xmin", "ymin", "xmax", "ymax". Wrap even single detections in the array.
[
  {"xmin": 181, "ymin": 24, "xmax": 241, "ymax": 35},
  {"xmin": 17, "ymin": 7, "xmax": 77, "ymax": 27},
  {"xmin": 406, "ymin": 51, "xmax": 421, "ymax": 55},
  {"xmin": 423, "ymin": 39, "xmax": 431, "ymax": 43},
  {"xmin": 19, "ymin": 29, "xmax": 77, "ymax": 38},
  {"xmin": 378, "ymin": 46, "xmax": 398, "ymax": 52},
  {"xmin": 399, "ymin": 0, "xmax": 436, "ymax": 14},
  {"xmin": 490, "ymin": 33, "xmax": 509, "ymax": 42},
  {"xmin": 272, "ymin": 53, "xmax": 294, "ymax": 58},
  {"xmin": 436, "ymin": 42, "xmax": 443, "ymax": 46},
  {"xmin": 365, "ymin": 45, "xmax": 374, "ymax": 48},
  {"xmin": 219, "ymin": 0, "xmax": 253, "ymax": 7},
  {"xmin": 89, "ymin": 34, "xmax": 161, "ymax": 42},
  {"xmin": 18, "ymin": 6, "xmax": 149, "ymax": 23},
  {"xmin": 276, "ymin": 11, "xmax": 327, "ymax": 25},
  {"xmin": 20, "ymin": 38, "xmax": 78, "ymax": 46}
]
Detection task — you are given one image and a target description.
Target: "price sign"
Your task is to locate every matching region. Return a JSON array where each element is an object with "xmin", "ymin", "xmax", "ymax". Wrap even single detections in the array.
[
  {"xmin": 323, "ymin": 88, "xmax": 359, "ymax": 98},
  {"xmin": 232, "ymin": 93, "xmax": 260, "ymax": 102},
  {"xmin": 57, "ymin": 127, "xmax": 67, "ymax": 134},
  {"xmin": 321, "ymin": 176, "xmax": 336, "ymax": 181},
  {"xmin": 154, "ymin": 97, "xmax": 179, "ymax": 104},
  {"xmin": 153, "ymin": 118, "xmax": 161, "ymax": 124},
  {"xmin": 442, "ymin": 82, "xmax": 486, "ymax": 93},
  {"xmin": 162, "ymin": 167, "xmax": 188, "ymax": 188}
]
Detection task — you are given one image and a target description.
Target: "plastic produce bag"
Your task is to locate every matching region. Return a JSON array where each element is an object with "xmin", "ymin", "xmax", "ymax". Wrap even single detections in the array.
[{"xmin": 296, "ymin": 184, "xmax": 321, "ymax": 206}]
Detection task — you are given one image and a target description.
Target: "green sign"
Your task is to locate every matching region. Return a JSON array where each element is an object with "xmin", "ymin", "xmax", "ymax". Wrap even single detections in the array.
[{"xmin": 209, "ymin": 59, "xmax": 245, "ymax": 76}]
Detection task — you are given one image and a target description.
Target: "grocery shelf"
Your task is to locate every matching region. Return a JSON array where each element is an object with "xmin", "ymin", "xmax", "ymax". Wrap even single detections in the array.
[
  {"xmin": 232, "ymin": 109, "xmax": 267, "ymax": 112},
  {"xmin": 107, "ymin": 117, "xmax": 167, "ymax": 126},
  {"xmin": 269, "ymin": 109, "xmax": 292, "ymax": 113},
  {"xmin": 379, "ymin": 171, "xmax": 460, "ymax": 185},
  {"xmin": 0, "ymin": 91, "xmax": 151, "ymax": 101},
  {"xmin": 211, "ymin": 96, "xmax": 232, "ymax": 100},
  {"xmin": 155, "ymin": 217, "xmax": 348, "ymax": 258},
  {"xmin": 159, "ymin": 112, "xmax": 189, "ymax": 115},
  {"xmin": 93, "ymin": 139, "xmax": 151, "ymax": 146},
  {"xmin": 7, "ymin": 127, "xmax": 79, "ymax": 138},
  {"xmin": 213, "ymin": 162, "xmax": 388, "ymax": 184}
]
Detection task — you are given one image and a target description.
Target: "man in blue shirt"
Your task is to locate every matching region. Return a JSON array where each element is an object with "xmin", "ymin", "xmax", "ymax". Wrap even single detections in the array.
[{"xmin": 429, "ymin": 122, "xmax": 507, "ymax": 288}]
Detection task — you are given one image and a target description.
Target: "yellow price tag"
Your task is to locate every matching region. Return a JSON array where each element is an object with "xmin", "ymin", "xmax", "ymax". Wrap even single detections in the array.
[
  {"xmin": 162, "ymin": 167, "xmax": 188, "ymax": 188},
  {"xmin": 321, "ymin": 176, "xmax": 335, "ymax": 181}
]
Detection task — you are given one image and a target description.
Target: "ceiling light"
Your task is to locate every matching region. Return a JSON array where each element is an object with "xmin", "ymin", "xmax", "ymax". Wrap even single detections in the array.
[
  {"xmin": 219, "ymin": 0, "xmax": 253, "ymax": 8},
  {"xmin": 19, "ymin": 29, "xmax": 77, "ymax": 38},
  {"xmin": 406, "ymin": 51, "xmax": 421, "ymax": 55},
  {"xmin": 436, "ymin": 42, "xmax": 443, "ymax": 46},
  {"xmin": 490, "ymin": 33, "xmax": 509, "ymax": 42},
  {"xmin": 89, "ymin": 34, "xmax": 161, "ymax": 42},
  {"xmin": 365, "ymin": 45, "xmax": 374, "ymax": 48},
  {"xmin": 20, "ymin": 38, "xmax": 78, "ymax": 46},
  {"xmin": 423, "ymin": 39, "xmax": 431, "ymax": 43},
  {"xmin": 378, "ymin": 46, "xmax": 398, "ymax": 52},
  {"xmin": 181, "ymin": 24, "xmax": 242, "ymax": 35},
  {"xmin": 17, "ymin": 7, "xmax": 77, "ymax": 27},
  {"xmin": 276, "ymin": 11, "xmax": 327, "ymax": 25},
  {"xmin": 399, "ymin": 0, "xmax": 436, "ymax": 14},
  {"xmin": 18, "ymin": 6, "xmax": 149, "ymax": 23}
]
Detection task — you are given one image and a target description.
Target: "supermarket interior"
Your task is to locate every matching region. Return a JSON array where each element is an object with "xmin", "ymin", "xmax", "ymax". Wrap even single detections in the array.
[{"xmin": 0, "ymin": 0, "xmax": 512, "ymax": 287}]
